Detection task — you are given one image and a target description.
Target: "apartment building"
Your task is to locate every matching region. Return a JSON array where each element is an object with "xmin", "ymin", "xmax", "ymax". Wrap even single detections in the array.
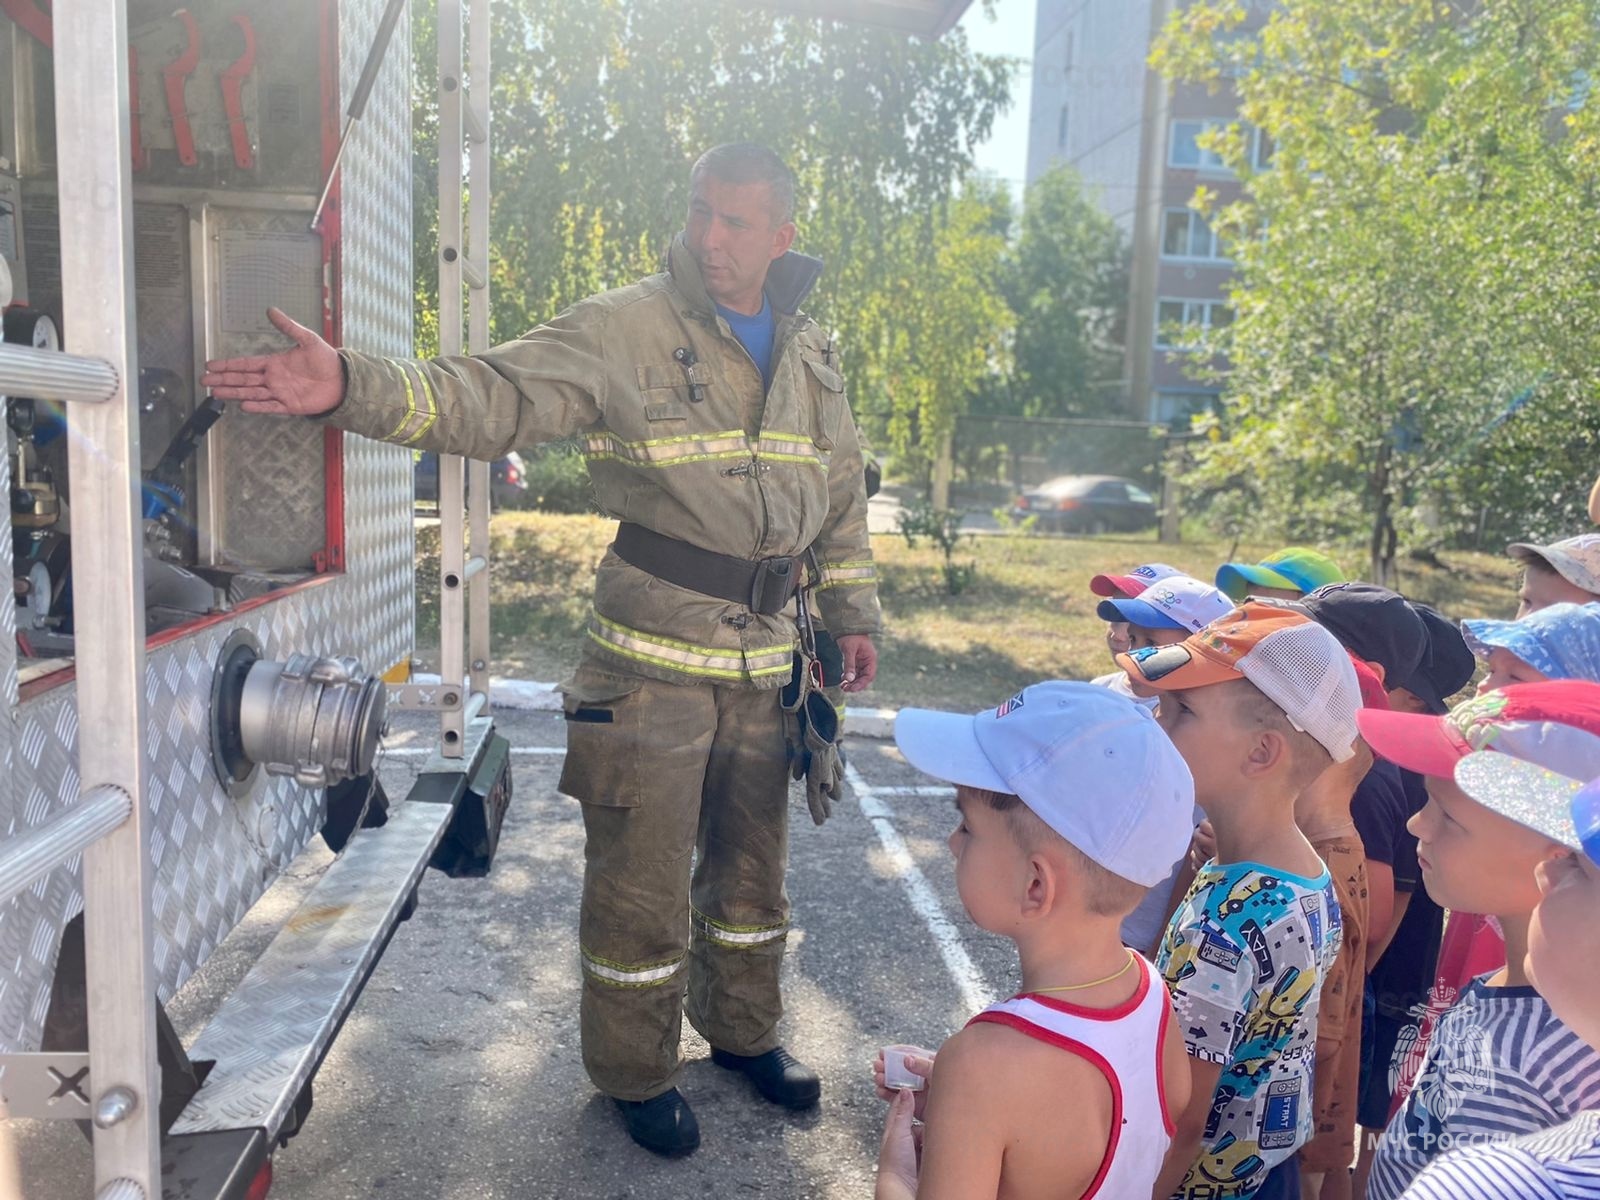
[{"xmin": 1027, "ymin": 0, "xmax": 1266, "ymax": 423}]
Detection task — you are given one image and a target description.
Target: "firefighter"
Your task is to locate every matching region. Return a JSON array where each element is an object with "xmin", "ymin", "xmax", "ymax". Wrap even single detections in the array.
[{"xmin": 202, "ymin": 143, "xmax": 880, "ymax": 1158}]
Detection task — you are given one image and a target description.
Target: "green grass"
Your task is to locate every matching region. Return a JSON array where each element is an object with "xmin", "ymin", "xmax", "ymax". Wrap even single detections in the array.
[{"xmin": 416, "ymin": 513, "xmax": 1520, "ymax": 710}]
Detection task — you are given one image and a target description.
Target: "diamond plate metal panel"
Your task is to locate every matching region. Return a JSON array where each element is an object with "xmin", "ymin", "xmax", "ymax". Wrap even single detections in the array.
[
  {"xmin": 169, "ymin": 803, "xmax": 451, "ymax": 1137},
  {"xmin": 0, "ymin": 0, "xmax": 419, "ymax": 1055}
]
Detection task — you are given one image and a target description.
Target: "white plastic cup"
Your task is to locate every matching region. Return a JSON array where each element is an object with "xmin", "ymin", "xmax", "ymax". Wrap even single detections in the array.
[{"xmin": 882, "ymin": 1045, "xmax": 927, "ymax": 1092}]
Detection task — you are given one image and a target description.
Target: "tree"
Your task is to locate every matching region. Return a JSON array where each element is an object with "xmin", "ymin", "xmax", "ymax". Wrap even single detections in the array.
[
  {"xmin": 854, "ymin": 177, "xmax": 1015, "ymax": 481},
  {"xmin": 408, "ymin": 0, "xmax": 1016, "ymax": 429},
  {"xmin": 1003, "ymin": 164, "xmax": 1127, "ymax": 419},
  {"xmin": 1154, "ymin": 0, "xmax": 1600, "ymax": 581}
]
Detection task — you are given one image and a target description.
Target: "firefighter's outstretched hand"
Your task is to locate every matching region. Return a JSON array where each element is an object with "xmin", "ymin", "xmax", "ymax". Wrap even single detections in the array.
[
  {"xmin": 202, "ymin": 307, "xmax": 344, "ymax": 418},
  {"xmin": 836, "ymin": 633, "xmax": 877, "ymax": 693}
]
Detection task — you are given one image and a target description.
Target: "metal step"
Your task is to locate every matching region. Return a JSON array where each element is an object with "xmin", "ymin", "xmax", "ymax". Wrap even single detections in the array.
[{"xmin": 168, "ymin": 801, "xmax": 454, "ymax": 1140}]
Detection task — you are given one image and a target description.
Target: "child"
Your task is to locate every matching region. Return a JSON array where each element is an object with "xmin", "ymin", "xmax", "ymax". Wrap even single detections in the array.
[
  {"xmin": 1214, "ymin": 548, "xmax": 1346, "ymax": 602},
  {"xmin": 1354, "ymin": 603, "xmax": 1475, "ymax": 1200},
  {"xmin": 873, "ymin": 682, "xmax": 1196, "ymax": 1200},
  {"xmin": 1089, "ymin": 561, "xmax": 1182, "ymax": 661},
  {"xmin": 1294, "ymin": 734, "xmax": 1376, "ymax": 1200},
  {"xmin": 1356, "ymin": 681, "xmax": 1600, "ymax": 1199},
  {"xmin": 1401, "ymin": 754, "xmax": 1600, "ymax": 1195},
  {"xmin": 1461, "ymin": 601, "xmax": 1600, "ymax": 692},
  {"xmin": 1507, "ymin": 534, "xmax": 1600, "ymax": 617},
  {"xmin": 1094, "ymin": 574, "xmax": 1231, "ymax": 953},
  {"xmin": 1118, "ymin": 603, "xmax": 1360, "ymax": 1199},
  {"xmin": 1096, "ymin": 573, "xmax": 1237, "ymax": 652}
]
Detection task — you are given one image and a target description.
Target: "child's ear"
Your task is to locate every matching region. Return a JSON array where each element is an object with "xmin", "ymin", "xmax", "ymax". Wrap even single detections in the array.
[
  {"xmin": 1023, "ymin": 853, "xmax": 1059, "ymax": 918},
  {"xmin": 1241, "ymin": 728, "xmax": 1287, "ymax": 779}
]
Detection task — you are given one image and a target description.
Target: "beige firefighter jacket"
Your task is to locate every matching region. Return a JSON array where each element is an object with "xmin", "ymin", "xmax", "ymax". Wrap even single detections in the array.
[{"xmin": 327, "ymin": 236, "xmax": 880, "ymax": 689}]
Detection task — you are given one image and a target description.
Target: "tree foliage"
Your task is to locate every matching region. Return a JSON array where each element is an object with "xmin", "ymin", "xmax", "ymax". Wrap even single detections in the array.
[
  {"xmin": 1155, "ymin": 0, "xmax": 1600, "ymax": 580},
  {"xmin": 1003, "ymin": 164, "xmax": 1128, "ymax": 419},
  {"xmin": 409, "ymin": 0, "xmax": 1013, "ymax": 445}
]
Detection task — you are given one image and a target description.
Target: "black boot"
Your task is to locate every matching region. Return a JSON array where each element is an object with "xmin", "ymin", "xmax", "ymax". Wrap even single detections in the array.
[
  {"xmin": 613, "ymin": 1087, "xmax": 701, "ymax": 1157},
  {"xmin": 710, "ymin": 1046, "xmax": 822, "ymax": 1111}
]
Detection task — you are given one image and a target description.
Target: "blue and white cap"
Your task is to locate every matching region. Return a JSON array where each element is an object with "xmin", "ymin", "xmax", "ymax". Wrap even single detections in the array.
[
  {"xmin": 1461, "ymin": 602, "xmax": 1600, "ymax": 685},
  {"xmin": 1096, "ymin": 573, "xmax": 1236, "ymax": 634},
  {"xmin": 894, "ymin": 681, "xmax": 1195, "ymax": 887}
]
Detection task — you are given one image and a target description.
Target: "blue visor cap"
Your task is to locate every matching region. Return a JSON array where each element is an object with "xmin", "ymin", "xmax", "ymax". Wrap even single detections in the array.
[
  {"xmin": 1462, "ymin": 602, "xmax": 1600, "ymax": 684},
  {"xmin": 1096, "ymin": 597, "xmax": 1185, "ymax": 631}
]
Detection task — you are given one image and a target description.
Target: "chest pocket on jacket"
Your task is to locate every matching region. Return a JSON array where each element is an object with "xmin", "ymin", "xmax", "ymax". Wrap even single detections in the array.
[
  {"xmin": 636, "ymin": 362, "xmax": 712, "ymax": 417},
  {"xmin": 804, "ymin": 358, "xmax": 845, "ymax": 451}
]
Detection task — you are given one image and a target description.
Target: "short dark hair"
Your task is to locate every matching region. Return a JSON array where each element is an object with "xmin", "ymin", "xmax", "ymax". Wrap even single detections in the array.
[{"xmin": 690, "ymin": 143, "xmax": 796, "ymax": 225}]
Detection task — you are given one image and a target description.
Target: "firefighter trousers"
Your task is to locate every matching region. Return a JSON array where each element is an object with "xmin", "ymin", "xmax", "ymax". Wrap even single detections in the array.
[{"xmin": 558, "ymin": 665, "xmax": 792, "ymax": 1101}]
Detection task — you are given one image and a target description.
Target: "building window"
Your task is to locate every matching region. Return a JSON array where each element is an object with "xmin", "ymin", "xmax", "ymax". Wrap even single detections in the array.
[
  {"xmin": 1161, "ymin": 209, "xmax": 1229, "ymax": 261},
  {"xmin": 1058, "ymin": 103, "xmax": 1070, "ymax": 150},
  {"xmin": 1168, "ymin": 119, "xmax": 1230, "ymax": 170},
  {"xmin": 1252, "ymin": 129, "xmax": 1275, "ymax": 169},
  {"xmin": 1155, "ymin": 298, "xmax": 1233, "ymax": 348},
  {"xmin": 1154, "ymin": 390, "xmax": 1221, "ymax": 425}
]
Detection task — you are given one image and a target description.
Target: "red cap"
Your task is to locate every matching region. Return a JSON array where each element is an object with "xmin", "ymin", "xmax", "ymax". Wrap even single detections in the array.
[
  {"xmin": 1356, "ymin": 680, "xmax": 1600, "ymax": 780},
  {"xmin": 1089, "ymin": 562, "xmax": 1182, "ymax": 600},
  {"xmin": 1349, "ymin": 654, "xmax": 1391, "ymax": 711}
]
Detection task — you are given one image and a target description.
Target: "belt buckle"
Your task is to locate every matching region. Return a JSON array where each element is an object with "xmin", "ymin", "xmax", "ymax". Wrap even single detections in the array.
[{"xmin": 750, "ymin": 556, "xmax": 795, "ymax": 616}]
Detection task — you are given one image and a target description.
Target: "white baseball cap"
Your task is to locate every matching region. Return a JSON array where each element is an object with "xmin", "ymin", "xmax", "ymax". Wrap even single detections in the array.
[
  {"xmin": 894, "ymin": 682, "xmax": 1195, "ymax": 887},
  {"xmin": 1096, "ymin": 574, "xmax": 1236, "ymax": 634},
  {"xmin": 1118, "ymin": 603, "xmax": 1362, "ymax": 762},
  {"xmin": 1508, "ymin": 534, "xmax": 1600, "ymax": 594}
]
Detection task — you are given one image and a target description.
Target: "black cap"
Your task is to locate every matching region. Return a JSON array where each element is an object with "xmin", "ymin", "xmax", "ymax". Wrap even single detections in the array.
[
  {"xmin": 1396, "ymin": 602, "xmax": 1476, "ymax": 714},
  {"xmin": 1298, "ymin": 582, "xmax": 1427, "ymax": 686}
]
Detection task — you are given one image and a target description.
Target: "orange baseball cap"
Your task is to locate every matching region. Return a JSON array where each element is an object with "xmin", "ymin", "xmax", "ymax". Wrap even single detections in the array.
[{"xmin": 1116, "ymin": 602, "xmax": 1363, "ymax": 761}]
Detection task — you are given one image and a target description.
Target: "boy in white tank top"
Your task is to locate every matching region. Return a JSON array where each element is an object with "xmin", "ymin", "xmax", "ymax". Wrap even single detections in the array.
[{"xmin": 872, "ymin": 682, "xmax": 1198, "ymax": 1200}]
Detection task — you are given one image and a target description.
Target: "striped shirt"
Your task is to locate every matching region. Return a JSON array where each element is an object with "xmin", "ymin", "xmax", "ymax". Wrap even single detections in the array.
[
  {"xmin": 1400, "ymin": 1110, "xmax": 1600, "ymax": 1199},
  {"xmin": 1369, "ymin": 977, "xmax": 1600, "ymax": 1200}
]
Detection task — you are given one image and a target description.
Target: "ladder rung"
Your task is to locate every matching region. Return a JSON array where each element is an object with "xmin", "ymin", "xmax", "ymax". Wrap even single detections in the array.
[
  {"xmin": 0, "ymin": 786, "xmax": 132, "ymax": 909},
  {"xmin": 0, "ymin": 343, "xmax": 119, "ymax": 405},
  {"xmin": 462, "ymin": 91, "xmax": 487, "ymax": 145},
  {"xmin": 459, "ymin": 254, "xmax": 486, "ymax": 290},
  {"xmin": 462, "ymin": 554, "xmax": 487, "ymax": 581}
]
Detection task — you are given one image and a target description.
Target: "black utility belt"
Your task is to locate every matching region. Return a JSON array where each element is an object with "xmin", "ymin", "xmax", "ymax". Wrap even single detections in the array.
[{"xmin": 612, "ymin": 522, "xmax": 804, "ymax": 616}]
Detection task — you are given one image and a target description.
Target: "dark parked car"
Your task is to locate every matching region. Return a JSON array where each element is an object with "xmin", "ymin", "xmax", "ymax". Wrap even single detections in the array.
[
  {"xmin": 414, "ymin": 451, "xmax": 528, "ymax": 509},
  {"xmin": 1008, "ymin": 474, "xmax": 1158, "ymax": 534}
]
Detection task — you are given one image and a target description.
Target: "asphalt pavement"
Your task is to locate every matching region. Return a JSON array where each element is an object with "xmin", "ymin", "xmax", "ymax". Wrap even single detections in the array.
[{"xmin": 10, "ymin": 703, "xmax": 1020, "ymax": 1200}]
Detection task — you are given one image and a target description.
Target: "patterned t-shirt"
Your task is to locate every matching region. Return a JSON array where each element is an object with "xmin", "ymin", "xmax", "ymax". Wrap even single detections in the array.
[
  {"xmin": 1157, "ymin": 859, "xmax": 1343, "ymax": 1199},
  {"xmin": 1399, "ymin": 1109, "xmax": 1600, "ymax": 1199},
  {"xmin": 1369, "ymin": 978, "xmax": 1600, "ymax": 1200}
]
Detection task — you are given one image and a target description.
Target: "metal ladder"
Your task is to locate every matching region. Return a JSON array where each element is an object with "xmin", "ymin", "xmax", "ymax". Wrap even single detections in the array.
[
  {"xmin": 0, "ymin": 2, "xmax": 160, "ymax": 1194},
  {"xmin": 434, "ymin": 0, "xmax": 493, "ymax": 757}
]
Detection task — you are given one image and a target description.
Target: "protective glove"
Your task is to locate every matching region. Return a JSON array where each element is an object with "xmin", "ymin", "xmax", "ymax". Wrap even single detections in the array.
[
  {"xmin": 801, "ymin": 689, "xmax": 842, "ymax": 827},
  {"xmin": 805, "ymin": 741, "xmax": 844, "ymax": 826}
]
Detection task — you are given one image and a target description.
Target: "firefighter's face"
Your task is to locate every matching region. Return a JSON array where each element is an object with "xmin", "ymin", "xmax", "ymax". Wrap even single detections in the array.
[
  {"xmin": 686, "ymin": 175, "xmax": 796, "ymax": 312},
  {"xmin": 1529, "ymin": 847, "xmax": 1600, "ymax": 1048},
  {"xmin": 1409, "ymin": 775, "xmax": 1560, "ymax": 917}
]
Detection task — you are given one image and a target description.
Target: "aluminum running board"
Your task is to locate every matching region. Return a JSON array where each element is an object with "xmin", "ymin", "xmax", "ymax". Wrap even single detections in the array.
[{"xmin": 168, "ymin": 800, "xmax": 454, "ymax": 1140}]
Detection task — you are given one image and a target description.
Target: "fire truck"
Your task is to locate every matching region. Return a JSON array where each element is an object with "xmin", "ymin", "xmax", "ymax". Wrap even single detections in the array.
[{"xmin": 0, "ymin": 1, "xmax": 970, "ymax": 1197}]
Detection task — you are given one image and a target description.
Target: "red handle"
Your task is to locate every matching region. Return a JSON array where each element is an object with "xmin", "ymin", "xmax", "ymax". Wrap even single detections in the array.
[
  {"xmin": 221, "ymin": 13, "xmax": 257, "ymax": 170},
  {"xmin": 162, "ymin": 9, "xmax": 201, "ymax": 167}
]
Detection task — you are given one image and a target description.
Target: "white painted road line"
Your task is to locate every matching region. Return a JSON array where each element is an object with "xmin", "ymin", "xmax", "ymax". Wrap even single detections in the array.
[
  {"xmin": 873, "ymin": 786, "xmax": 957, "ymax": 797},
  {"xmin": 844, "ymin": 760, "xmax": 991, "ymax": 1015},
  {"xmin": 382, "ymin": 745, "xmax": 566, "ymax": 758}
]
